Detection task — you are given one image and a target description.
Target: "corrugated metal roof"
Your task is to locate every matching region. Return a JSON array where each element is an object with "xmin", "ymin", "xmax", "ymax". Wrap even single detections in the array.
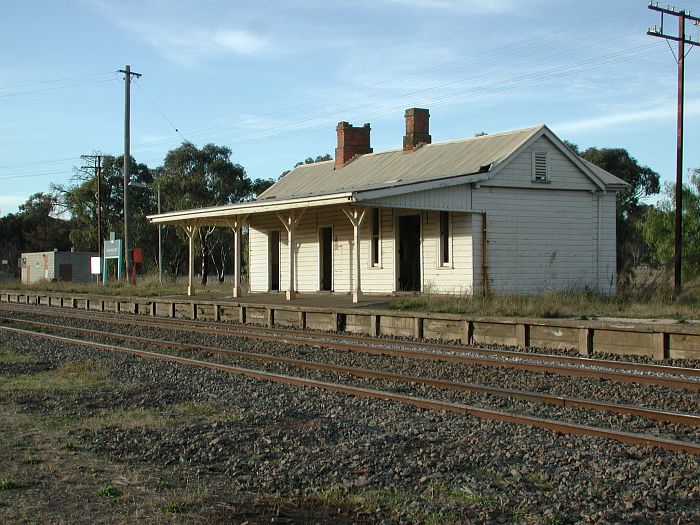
[
  {"xmin": 581, "ymin": 159, "xmax": 630, "ymax": 189},
  {"xmin": 259, "ymin": 125, "xmax": 544, "ymax": 201}
]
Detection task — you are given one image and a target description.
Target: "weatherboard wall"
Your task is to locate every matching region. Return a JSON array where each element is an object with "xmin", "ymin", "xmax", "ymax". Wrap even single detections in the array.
[{"xmin": 248, "ymin": 206, "xmax": 473, "ymax": 294}]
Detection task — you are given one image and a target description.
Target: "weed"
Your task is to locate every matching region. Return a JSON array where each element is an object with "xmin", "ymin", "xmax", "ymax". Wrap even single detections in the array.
[
  {"xmin": 162, "ymin": 501, "xmax": 188, "ymax": 513},
  {"xmin": 21, "ymin": 455, "xmax": 42, "ymax": 465},
  {"xmin": 154, "ymin": 480, "xmax": 170, "ymax": 491},
  {"xmin": 62, "ymin": 440, "xmax": 76, "ymax": 450},
  {"xmin": 0, "ymin": 478, "xmax": 17, "ymax": 490},
  {"xmin": 97, "ymin": 485, "xmax": 121, "ymax": 498}
]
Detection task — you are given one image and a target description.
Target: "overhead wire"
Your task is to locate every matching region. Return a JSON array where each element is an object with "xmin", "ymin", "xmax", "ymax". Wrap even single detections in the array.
[
  {"xmin": 2, "ymin": 5, "xmax": 668, "ymax": 177},
  {"xmin": 133, "ymin": 79, "xmax": 189, "ymax": 143},
  {"xmin": 130, "ymin": 7, "xmax": 648, "ymax": 151},
  {"xmin": 0, "ymin": 78, "xmax": 119, "ymax": 98},
  {"xmin": 0, "ymin": 71, "xmax": 116, "ymax": 90}
]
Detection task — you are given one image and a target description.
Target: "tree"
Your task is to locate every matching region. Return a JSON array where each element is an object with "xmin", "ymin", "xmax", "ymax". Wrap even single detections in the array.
[
  {"xmin": 156, "ymin": 142, "xmax": 255, "ymax": 284},
  {"xmin": 642, "ymin": 169, "xmax": 700, "ymax": 279},
  {"xmin": 280, "ymin": 153, "xmax": 332, "ymax": 178},
  {"xmin": 568, "ymin": 144, "xmax": 661, "ymax": 282},
  {"xmin": 0, "ymin": 193, "xmax": 72, "ymax": 276},
  {"xmin": 52, "ymin": 156, "xmax": 155, "ymax": 275}
]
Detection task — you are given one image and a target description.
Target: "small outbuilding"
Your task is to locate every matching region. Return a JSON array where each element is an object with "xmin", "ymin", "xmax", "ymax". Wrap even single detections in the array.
[
  {"xmin": 21, "ymin": 250, "xmax": 97, "ymax": 285},
  {"xmin": 149, "ymin": 108, "xmax": 629, "ymax": 301}
]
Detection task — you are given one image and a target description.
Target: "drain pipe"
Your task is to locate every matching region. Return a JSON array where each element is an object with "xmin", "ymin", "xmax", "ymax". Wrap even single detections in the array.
[{"xmin": 481, "ymin": 211, "xmax": 489, "ymax": 296}]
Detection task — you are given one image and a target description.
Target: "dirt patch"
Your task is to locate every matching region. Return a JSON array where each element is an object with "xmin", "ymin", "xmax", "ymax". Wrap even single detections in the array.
[{"xmin": 0, "ymin": 349, "xmax": 368, "ymax": 524}]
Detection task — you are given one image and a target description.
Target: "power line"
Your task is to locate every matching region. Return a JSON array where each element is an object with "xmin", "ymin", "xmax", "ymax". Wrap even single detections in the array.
[
  {"xmin": 130, "ymin": 39, "xmax": 664, "ymax": 157},
  {"xmin": 647, "ymin": 2, "xmax": 700, "ymax": 294},
  {"xmin": 0, "ymin": 156, "xmax": 81, "ymax": 169},
  {"xmin": 0, "ymin": 78, "xmax": 119, "ymax": 98},
  {"xmin": 0, "ymin": 169, "xmax": 75, "ymax": 181},
  {"xmin": 133, "ymin": 79, "xmax": 189, "ymax": 142},
  {"xmin": 0, "ymin": 71, "xmax": 116, "ymax": 90}
]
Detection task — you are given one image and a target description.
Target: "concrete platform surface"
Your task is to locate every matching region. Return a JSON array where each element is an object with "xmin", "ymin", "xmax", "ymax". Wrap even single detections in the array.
[{"xmin": 157, "ymin": 291, "xmax": 392, "ymax": 310}]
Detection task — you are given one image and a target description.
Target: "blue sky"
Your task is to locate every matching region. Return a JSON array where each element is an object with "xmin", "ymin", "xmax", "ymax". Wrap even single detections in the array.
[{"xmin": 2, "ymin": 0, "xmax": 699, "ymax": 216}]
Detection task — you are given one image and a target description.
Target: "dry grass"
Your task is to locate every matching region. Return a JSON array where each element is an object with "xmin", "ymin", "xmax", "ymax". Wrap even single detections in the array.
[
  {"xmin": 79, "ymin": 408, "xmax": 171, "ymax": 432},
  {"xmin": 0, "ymin": 361, "xmax": 113, "ymax": 392},
  {"xmin": 1, "ymin": 273, "xmax": 234, "ymax": 297},
  {"xmin": 391, "ymin": 280, "xmax": 700, "ymax": 320},
  {"xmin": 0, "ymin": 347, "xmax": 36, "ymax": 365}
]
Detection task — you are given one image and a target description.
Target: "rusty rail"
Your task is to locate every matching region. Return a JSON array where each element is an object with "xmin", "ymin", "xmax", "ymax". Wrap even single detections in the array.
[
  {"xmin": 1, "ymin": 323, "xmax": 698, "ymax": 456},
  {"xmin": 2, "ymin": 305, "xmax": 698, "ymax": 392},
  {"xmin": 4, "ymin": 316, "xmax": 699, "ymax": 427}
]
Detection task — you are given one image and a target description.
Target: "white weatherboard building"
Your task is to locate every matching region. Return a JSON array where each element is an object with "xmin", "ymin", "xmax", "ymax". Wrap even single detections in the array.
[{"xmin": 149, "ymin": 108, "xmax": 628, "ymax": 301}]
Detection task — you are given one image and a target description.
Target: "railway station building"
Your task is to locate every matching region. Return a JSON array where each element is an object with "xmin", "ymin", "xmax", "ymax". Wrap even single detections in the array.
[{"xmin": 148, "ymin": 108, "xmax": 628, "ymax": 302}]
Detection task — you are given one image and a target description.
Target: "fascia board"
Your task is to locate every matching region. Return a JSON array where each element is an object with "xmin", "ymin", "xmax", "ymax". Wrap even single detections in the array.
[
  {"xmin": 353, "ymin": 173, "xmax": 489, "ymax": 201},
  {"xmin": 147, "ymin": 193, "xmax": 354, "ymax": 224}
]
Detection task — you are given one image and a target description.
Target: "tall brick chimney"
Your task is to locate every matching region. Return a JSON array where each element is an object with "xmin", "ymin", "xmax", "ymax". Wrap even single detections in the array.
[
  {"xmin": 403, "ymin": 108, "xmax": 431, "ymax": 151},
  {"xmin": 335, "ymin": 121, "xmax": 372, "ymax": 169}
]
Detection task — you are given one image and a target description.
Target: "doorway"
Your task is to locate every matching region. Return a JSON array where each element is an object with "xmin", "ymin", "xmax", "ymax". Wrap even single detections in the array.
[
  {"xmin": 59, "ymin": 264, "xmax": 73, "ymax": 282},
  {"xmin": 398, "ymin": 214, "xmax": 421, "ymax": 291},
  {"xmin": 268, "ymin": 230, "xmax": 280, "ymax": 291},
  {"xmin": 319, "ymin": 226, "xmax": 333, "ymax": 291}
]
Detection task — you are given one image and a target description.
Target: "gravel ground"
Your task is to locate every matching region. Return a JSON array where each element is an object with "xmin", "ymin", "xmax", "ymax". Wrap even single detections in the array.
[
  {"xmin": 4, "ymin": 308, "xmax": 698, "ymax": 414},
  {"xmin": 1, "ymin": 328, "xmax": 699, "ymax": 524}
]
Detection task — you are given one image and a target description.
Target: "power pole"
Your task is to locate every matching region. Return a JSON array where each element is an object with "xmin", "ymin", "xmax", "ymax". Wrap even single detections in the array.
[
  {"xmin": 647, "ymin": 3, "xmax": 699, "ymax": 294},
  {"xmin": 117, "ymin": 65, "xmax": 142, "ymax": 285},
  {"xmin": 80, "ymin": 154, "xmax": 104, "ymax": 259}
]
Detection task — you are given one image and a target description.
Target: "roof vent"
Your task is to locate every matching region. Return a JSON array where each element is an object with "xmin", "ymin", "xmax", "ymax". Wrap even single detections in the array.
[{"xmin": 531, "ymin": 151, "xmax": 549, "ymax": 183}]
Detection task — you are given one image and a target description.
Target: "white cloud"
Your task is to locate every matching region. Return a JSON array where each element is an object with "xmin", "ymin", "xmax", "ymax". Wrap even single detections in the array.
[
  {"xmin": 85, "ymin": 0, "xmax": 271, "ymax": 65},
  {"xmin": 552, "ymin": 99, "xmax": 700, "ymax": 134}
]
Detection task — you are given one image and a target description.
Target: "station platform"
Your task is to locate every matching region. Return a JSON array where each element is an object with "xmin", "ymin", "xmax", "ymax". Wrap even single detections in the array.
[{"xmin": 155, "ymin": 291, "xmax": 394, "ymax": 310}]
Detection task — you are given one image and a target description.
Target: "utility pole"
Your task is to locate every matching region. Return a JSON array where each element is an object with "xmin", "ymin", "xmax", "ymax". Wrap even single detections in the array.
[
  {"xmin": 81, "ymin": 155, "xmax": 104, "ymax": 259},
  {"xmin": 648, "ymin": 3, "xmax": 699, "ymax": 294},
  {"xmin": 117, "ymin": 65, "xmax": 142, "ymax": 285}
]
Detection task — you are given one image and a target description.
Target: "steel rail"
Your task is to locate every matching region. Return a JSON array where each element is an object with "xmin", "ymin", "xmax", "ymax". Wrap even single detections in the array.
[
  {"xmin": 3, "ymin": 302, "xmax": 699, "ymax": 380},
  {"xmin": 5, "ymin": 316, "xmax": 699, "ymax": 427},
  {"xmin": 1, "ymin": 323, "xmax": 698, "ymax": 456},
  {"xmin": 2, "ymin": 306, "xmax": 698, "ymax": 392}
]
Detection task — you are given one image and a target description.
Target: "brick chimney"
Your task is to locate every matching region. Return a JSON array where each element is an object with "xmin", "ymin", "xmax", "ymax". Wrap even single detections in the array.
[
  {"xmin": 403, "ymin": 108, "xmax": 431, "ymax": 151},
  {"xmin": 335, "ymin": 121, "xmax": 372, "ymax": 169}
]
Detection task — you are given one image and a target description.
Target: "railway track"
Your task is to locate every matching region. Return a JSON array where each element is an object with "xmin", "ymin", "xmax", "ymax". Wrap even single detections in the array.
[
  {"xmin": 2, "ymin": 303, "xmax": 699, "ymax": 392},
  {"xmin": 1, "ymin": 322, "xmax": 699, "ymax": 456},
  {"xmin": 4, "ymin": 315, "xmax": 699, "ymax": 428}
]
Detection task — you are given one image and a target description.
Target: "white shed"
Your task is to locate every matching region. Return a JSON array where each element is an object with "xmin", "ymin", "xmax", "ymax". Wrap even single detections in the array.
[{"xmin": 149, "ymin": 108, "xmax": 628, "ymax": 301}]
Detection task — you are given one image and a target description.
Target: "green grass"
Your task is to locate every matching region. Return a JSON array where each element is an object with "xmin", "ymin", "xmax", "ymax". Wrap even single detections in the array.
[
  {"xmin": 0, "ymin": 478, "xmax": 17, "ymax": 490},
  {"xmin": 97, "ymin": 485, "xmax": 122, "ymax": 498},
  {"xmin": 162, "ymin": 501, "xmax": 188, "ymax": 514}
]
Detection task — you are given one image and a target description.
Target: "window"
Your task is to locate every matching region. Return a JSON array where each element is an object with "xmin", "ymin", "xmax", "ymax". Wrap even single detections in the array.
[
  {"xmin": 439, "ymin": 211, "xmax": 450, "ymax": 266},
  {"xmin": 371, "ymin": 207, "xmax": 381, "ymax": 266},
  {"xmin": 531, "ymin": 150, "xmax": 549, "ymax": 183}
]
